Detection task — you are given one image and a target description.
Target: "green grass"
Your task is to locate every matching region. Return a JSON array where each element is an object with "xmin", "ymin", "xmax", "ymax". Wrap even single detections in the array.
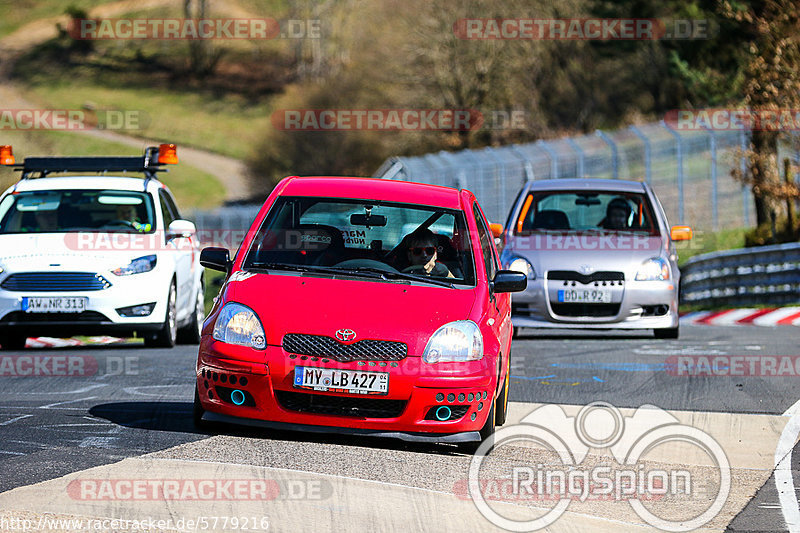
[
  {"xmin": 25, "ymin": 83, "xmax": 273, "ymax": 160},
  {"xmin": 0, "ymin": 130, "xmax": 225, "ymax": 209},
  {"xmin": 674, "ymin": 227, "xmax": 748, "ymax": 267}
]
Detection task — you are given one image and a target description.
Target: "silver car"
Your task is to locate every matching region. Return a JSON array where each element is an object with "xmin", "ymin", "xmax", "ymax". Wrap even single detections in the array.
[{"xmin": 496, "ymin": 179, "xmax": 692, "ymax": 338}]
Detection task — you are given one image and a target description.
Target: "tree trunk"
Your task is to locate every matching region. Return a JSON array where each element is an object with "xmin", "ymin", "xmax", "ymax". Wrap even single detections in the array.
[{"xmin": 750, "ymin": 129, "xmax": 778, "ymax": 226}]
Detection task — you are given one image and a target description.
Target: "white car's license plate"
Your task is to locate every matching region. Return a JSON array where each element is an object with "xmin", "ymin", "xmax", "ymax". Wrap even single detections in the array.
[
  {"xmin": 557, "ymin": 288, "xmax": 612, "ymax": 303},
  {"xmin": 22, "ymin": 297, "xmax": 87, "ymax": 313},
  {"xmin": 293, "ymin": 366, "xmax": 389, "ymax": 395}
]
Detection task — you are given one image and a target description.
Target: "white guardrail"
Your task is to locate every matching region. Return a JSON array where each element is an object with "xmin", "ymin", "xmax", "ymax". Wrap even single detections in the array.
[{"xmin": 680, "ymin": 242, "xmax": 800, "ymax": 307}]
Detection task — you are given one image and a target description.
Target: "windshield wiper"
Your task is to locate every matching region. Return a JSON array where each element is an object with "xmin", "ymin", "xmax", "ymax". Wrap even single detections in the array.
[
  {"xmin": 248, "ymin": 262, "xmax": 339, "ymax": 275},
  {"xmin": 327, "ymin": 266, "xmax": 454, "ymax": 287}
]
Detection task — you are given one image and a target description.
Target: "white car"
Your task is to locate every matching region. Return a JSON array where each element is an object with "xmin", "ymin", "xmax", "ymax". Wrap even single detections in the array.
[{"xmin": 0, "ymin": 144, "xmax": 204, "ymax": 350}]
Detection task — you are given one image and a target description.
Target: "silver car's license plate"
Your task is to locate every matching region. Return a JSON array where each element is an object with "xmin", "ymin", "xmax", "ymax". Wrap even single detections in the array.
[{"xmin": 557, "ymin": 288, "xmax": 612, "ymax": 303}]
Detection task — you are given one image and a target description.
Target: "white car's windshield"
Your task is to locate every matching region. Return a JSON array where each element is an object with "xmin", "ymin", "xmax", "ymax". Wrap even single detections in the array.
[
  {"xmin": 516, "ymin": 191, "xmax": 659, "ymax": 236},
  {"xmin": 0, "ymin": 189, "xmax": 156, "ymax": 234},
  {"xmin": 243, "ymin": 197, "xmax": 476, "ymax": 285}
]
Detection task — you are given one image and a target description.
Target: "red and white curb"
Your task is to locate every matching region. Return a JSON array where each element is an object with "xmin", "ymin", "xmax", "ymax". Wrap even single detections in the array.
[
  {"xmin": 24, "ymin": 336, "xmax": 125, "ymax": 348},
  {"xmin": 682, "ymin": 307, "xmax": 800, "ymax": 326}
]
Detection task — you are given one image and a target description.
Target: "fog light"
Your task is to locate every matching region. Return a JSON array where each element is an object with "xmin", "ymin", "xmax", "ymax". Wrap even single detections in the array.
[
  {"xmin": 116, "ymin": 302, "xmax": 156, "ymax": 317},
  {"xmin": 435, "ymin": 406, "xmax": 452, "ymax": 421},
  {"xmin": 230, "ymin": 389, "xmax": 246, "ymax": 406}
]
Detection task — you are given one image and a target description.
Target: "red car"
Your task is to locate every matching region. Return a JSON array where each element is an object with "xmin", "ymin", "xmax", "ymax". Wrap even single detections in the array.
[{"xmin": 194, "ymin": 177, "xmax": 526, "ymax": 446}]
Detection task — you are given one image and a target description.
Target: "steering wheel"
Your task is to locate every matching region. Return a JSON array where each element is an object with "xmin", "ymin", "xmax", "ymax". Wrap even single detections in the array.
[
  {"xmin": 103, "ymin": 219, "xmax": 137, "ymax": 229},
  {"xmin": 333, "ymin": 259, "xmax": 400, "ymax": 273}
]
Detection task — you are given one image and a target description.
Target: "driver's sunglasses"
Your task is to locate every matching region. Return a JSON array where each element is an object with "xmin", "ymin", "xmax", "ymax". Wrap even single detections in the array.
[{"xmin": 410, "ymin": 246, "xmax": 436, "ymax": 256}]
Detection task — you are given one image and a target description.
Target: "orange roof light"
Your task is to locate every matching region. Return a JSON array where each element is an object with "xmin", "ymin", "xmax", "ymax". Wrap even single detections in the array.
[
  {"xmin": 158, "ymin": 143, "xmax": 178, "ymax": 165},
  {"xmin": 0, "ymin": 145, "xmax": 14, "ymax": 166}
]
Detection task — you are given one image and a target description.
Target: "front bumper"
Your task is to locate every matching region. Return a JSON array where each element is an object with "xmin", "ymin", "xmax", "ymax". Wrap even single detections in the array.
[
  {"xmin": 196, "ymin": 337, "xmax": 497, "ymax": 440},
  {"xmin": 511, "ymin": 277, "xmax": 679, "ymax": 330},
  {"xmin": 0, "ymin": 271, "xmax": 171, "ymax": 336}
]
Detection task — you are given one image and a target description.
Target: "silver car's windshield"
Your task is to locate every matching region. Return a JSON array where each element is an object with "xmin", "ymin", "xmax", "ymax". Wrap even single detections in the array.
[{"xmin": 515, "ymin": 191, "xmax": 659, "ymax": 236}]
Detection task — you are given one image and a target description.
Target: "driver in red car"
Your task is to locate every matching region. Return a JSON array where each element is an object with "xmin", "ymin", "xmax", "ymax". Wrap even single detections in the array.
[{"xmin": 402, "ymin": 228, "xmax": 453, "ymax": 278}]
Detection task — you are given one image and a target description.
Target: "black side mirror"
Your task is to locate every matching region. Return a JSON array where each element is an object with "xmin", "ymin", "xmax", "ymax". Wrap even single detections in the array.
[
  {"xmin": 492, "ymin": 270, "xmax": 527, "ymax": 293},
  {"xmin": 200, "ymin": 247, "xmax": 231, "ymax": 273}
]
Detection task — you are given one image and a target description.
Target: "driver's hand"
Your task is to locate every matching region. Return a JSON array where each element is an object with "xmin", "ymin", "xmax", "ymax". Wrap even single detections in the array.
[{"xmin": 423, "ymin": 256, "xmax": 436, "ymax": 274}]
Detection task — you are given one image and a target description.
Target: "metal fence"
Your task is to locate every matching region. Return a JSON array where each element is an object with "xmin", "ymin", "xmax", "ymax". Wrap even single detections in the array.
[
  {"xmin": 375, "ymin": 123, "xmax": 799, "ymax": 231},
  {"xmin": 681, "ymin": 242, "xmax": 800, "ymax": 307}
]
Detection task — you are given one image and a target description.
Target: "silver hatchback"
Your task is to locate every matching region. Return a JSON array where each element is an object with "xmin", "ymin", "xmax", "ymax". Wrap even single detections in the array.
[{"xmin": 496, "ymin": 179, "xmax": 692, "ymax": 338}]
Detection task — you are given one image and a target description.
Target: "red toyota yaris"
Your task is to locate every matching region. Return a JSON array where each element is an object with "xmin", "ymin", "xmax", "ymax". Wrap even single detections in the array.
[{"xmin": 195, "ymin": 177, "xmax": 526, "ymax": 446}]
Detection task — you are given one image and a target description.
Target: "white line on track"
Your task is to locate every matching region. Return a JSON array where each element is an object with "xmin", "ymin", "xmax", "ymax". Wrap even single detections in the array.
[
  {"xmin": 0, "ymin": 415, "xmax": 32, "ymax": 426},
  {"xmin": 38, "ymin": 397, "xmax": 97, "ymax": 409}
]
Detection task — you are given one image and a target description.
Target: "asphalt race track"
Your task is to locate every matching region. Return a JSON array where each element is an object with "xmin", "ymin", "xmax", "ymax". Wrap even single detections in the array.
[{"xmin": 1, "ymin": 322, "xmax": 799, "ymax": 532}]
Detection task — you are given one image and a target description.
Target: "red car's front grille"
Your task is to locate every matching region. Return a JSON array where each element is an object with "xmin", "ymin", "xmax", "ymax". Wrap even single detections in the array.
[
  {"xmin": 282, "ymin": 333, "xmax": 407, "ymax": 362},
  {"xmin": 275, "ymin": 390, "xmax": 407, "ymax": 418}
]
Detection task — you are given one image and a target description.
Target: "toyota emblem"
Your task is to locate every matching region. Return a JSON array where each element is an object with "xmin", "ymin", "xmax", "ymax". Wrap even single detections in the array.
[{"xmin": 336, "ymin": 329, "xmax": 357, "ymax": 342}]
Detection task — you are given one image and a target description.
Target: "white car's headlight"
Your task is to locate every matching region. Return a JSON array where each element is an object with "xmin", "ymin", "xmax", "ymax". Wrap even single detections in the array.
[
  {"xmin": 635, "ymin": 257, "xmax": 670, "ymax": 281},
  {"xmin": 507, "ymin": 256, "xmax": 536, "ymax": 280},
  {"xmin": 112, "ymin": 255, "xmax": 157, "ymax": 276},
  {"xmin": 423, "ymin": 320, "xmax": 483, "ymax": 363},
  {"xmin": 213, "ymin": 302, "xmax": 266, "ymax": 349}
]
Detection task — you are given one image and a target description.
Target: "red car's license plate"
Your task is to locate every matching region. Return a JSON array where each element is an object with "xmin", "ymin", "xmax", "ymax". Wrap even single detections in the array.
[{"xmin": 293, "ymin": 366, "xmax": 389, "ymax": 395}]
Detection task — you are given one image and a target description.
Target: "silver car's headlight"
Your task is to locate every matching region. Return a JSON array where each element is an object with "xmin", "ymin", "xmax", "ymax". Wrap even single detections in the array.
[
  {"xmin": 423, "ymin": 320, "xmax": 483, "ymax": 363},
  {"xmin": 507, "ymin": 256, "xmax": 536, "ymax": 280},
  {"xmin": 112, "ymin": 255, "xmax": 157, "ymax": 276},
  {"xmin": 212, "ymin": 302, "xmax": 266, "ymax": 349},
  {"xmin": 635, "ymin": 257, "xmax": 670, "ymax": 281}
]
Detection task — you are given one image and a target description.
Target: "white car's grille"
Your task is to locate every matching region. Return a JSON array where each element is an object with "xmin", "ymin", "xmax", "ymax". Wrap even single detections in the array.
[{"xmin": 1, "ymin": 272, "xmax": 112, "ymax": 292}]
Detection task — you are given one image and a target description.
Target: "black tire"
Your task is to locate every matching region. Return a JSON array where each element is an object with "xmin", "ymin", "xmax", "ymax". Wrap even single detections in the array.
[
  {"xmin": 193, "ymin": 386, "xmax": 211, "ymax": 430},
  {"xmin": 145, "ymin": 281, "xmax": 177, "ymax": 348},
  {"xmin": 177, "ymin": 281, "xmax": 204, "ymax": 345},
  {"xmin": 461, "ymin": 399, "xmax": 497, "ymax": 455},
  {"xmin": 0, "ymin": 333, "xmax": 27, "ymax": 350},
  {"xmin": 654, "ymin": 326, "xmax": 679, "ymax": 339},
  {"xmin": 495, "ymin": 370, "xmax": 510, "ymax": 426}
]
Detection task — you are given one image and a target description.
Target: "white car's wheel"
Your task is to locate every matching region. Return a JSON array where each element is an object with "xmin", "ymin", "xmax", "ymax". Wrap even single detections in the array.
[
  {"xmin": 178, "ymin": 281, "xmax": 204, "ymax": 345},
  {"xmin": 145, "ymin": 281, "xmax": 177, "ymax": 348}
]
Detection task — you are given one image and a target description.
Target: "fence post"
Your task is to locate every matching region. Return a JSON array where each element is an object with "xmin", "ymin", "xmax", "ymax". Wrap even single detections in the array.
[
  {"xmin": 701, "ymin": 125, "xmax": 718, "ymax": 230},
  {"xmin": 510, "ymin": 145, "xmax": 536, "ymax": 183},
  {"xmin": 740, "ymin": 129, "xmax": 750, "ymax": 226},
  {"xmin": 595, "ymin": 130, "xmax": 619, "ymax": 179},
  {"xmin": 536, "ymin": 140, "xmax": 559, "ymax": 178},
  {"xmin": 566, "ymin": 138, "xmax": 585, "ymax": 177},
  {"xmin": 661, "ymin": 120, "xmax": 685, "ymax": 223},
  {"xmin": 628, "ymin": 125, "xmax": 651, "ymax": 185}
]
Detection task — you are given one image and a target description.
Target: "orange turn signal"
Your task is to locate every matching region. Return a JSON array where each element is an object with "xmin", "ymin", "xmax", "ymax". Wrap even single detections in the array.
[
  {"xmin": 489, "ymin": 223, "xmax": 504, "ymax": 239},
  {"xmin": 0, "ymin": 145, "xmax": 14, "ymax": 166},
  {"xmin": 157, "ymin": 143, "xmax": 178, "ymax": 165},
  {"xmin": 670, "ymin": 225, "xmax": 693, "ymax": 241}
]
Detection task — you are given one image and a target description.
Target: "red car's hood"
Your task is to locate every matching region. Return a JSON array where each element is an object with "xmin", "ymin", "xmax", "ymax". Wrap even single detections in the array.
[{"xmin": 226, "ymin": 272, "xmax": 477, "ymax": 356}]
